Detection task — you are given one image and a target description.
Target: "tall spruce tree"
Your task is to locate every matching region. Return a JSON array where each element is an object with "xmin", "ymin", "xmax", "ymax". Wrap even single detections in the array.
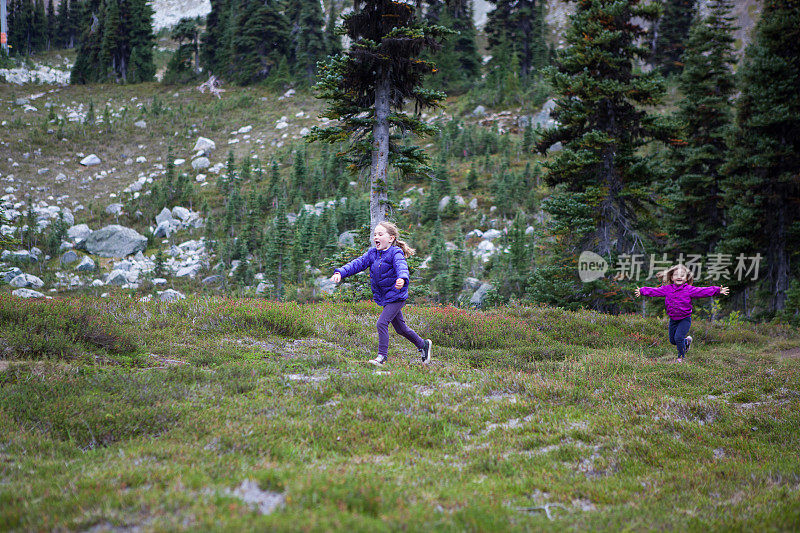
[
  {"xmin": 649, "ymin": 0, "xmax": 694, "ymax": 76},
  {"xmin": 230, "ymin": 0, "xmax": 288, "ymax": 85},
  {"xmin": 485, "ymin": 0, "xmax": 548, "ymax": 79},
  {"xmin": 666, "ymin": 0, "xmax": 736, "ymax": 256},
  {"xmin": 426, "ymin": 0, "xmax": 481, "ymax": 94},
  {"xmin": 324, "ymin": 0, "xmax": 342, "ymax": 55},
  {"xmin": 70, "ymin": 0, "xmax": 154, "ymax": 83},
  {"xmin": 309, "ymin": 0, "xmax": 449, "ymax": 229},
  {"xmin": 722, "ymin": 0, "xmax": 800, "ymax": 313},
  {"xmin": 288, "ymin": 0, "xmax": 327, "ymax": 84},
  {"xmin": 537, "ymin": 0, "xmax": 672, "ymax": 256}
]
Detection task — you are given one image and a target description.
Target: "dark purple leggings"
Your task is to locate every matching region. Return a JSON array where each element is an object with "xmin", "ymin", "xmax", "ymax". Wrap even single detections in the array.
[{"xmin": 377, "ymin": 300, "xmax": 424, "ymax": 357}]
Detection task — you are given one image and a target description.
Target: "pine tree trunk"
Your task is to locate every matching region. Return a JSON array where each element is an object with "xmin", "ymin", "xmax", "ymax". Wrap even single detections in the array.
[
  {"xmin": 370, "ymin": 72, "xmax": 390, "ymax": 229},
  {"xmin": 769, "ymin": 202, "xmax": 789, "ymax": 311}
]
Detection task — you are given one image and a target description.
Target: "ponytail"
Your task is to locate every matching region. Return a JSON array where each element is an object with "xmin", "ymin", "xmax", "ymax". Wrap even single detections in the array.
[
  {"xmin": 395, "ymin": 238, "xmax": 416, "ymax": 258},
  {"xmin": 376, "ymin": 220, "xmax": 415, "ymax": 258}
]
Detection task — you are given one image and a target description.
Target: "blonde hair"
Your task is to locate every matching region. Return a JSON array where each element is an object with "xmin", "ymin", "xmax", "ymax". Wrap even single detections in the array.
[
  {"xmin": 656, "ymin": 264, "xmax": 695, "ymax": 285},
  {"xmin": 376, "ymin": 221, "xmax": 416, "ymax": 258}
]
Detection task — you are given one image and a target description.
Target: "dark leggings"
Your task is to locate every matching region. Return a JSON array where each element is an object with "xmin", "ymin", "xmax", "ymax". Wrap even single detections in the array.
[
  {"xmin": 668, "ymin": 316, "xmax": 692, "ymax": 357},
  {"xmin": 377, "ymin": 300, "xmax": 424, "ymax": 357}
]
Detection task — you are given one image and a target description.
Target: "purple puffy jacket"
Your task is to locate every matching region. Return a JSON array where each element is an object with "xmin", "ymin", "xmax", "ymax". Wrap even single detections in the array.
[
  {"xmin": 335, "ymin": 245, "xmax": 410, "ymax": 305},
  {"xmin": 640, "ymin": 283, "xmax": 721, "ymax": 320}
]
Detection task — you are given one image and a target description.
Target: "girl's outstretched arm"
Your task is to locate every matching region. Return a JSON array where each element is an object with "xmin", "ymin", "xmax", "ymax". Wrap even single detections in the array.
[
  {"xmin": 335, "ymin": 249, "xmax": 373, "ymax": 279},
  {"xmin": 687, "ymin": 285, "xmax": 722, "ymax": 298},
  {"xmin": 638, "ymin": 286, "xmax": 669, "ymax": 297}
]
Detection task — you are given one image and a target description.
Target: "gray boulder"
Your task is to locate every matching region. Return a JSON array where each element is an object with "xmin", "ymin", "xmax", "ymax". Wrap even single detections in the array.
[
  {"xmin": 193, "ymin": 137, "xmax": 216, "ymax": 153},
  {"xmin": 175, "ymin": 263, "xmax": 201, "ymax": 278},
  {"xmin": 1, "ymin": 267, "xmax": 23, "ymax": 283},
  {"xmin": 172, "ymin": 206, "xmax": 191, "ymax": 222},
  {"xmin": 192, "ymin": 157, "xmax": 211, "ymax": 170},
  {"xmin": 472, "ymin": 105, "xmax": 486, "ymax": 116},
  {"xmin": 470, "ymin": 283, "xmax": 494, "ymax": 308},
  {"xmin": 155, "ymin": 207, "xmax": 173, "ymax": 225},
  {"xmin": 75, "ymin": 256, "xmax": 96, "ymax": 271},
  {"xmin": 202, "ymin": 275, "xmax": 223, "ymax": 285},
  {"xmin": 2, "ymin": 250, "xmax": 37, "ymax": 263},
  {"xmin": 315, "ymin": 276, "xmax": 336, "ymax": 295},
  {"xmin": 106, "ymin": 269, "xmax": 132, "ymax": 286},
  {"xmin": 12, "ymin": 288, "xmax": 45, "ymax": 298},
  {"xmin": 153, "ymin": 220, "xmax": 173, "ymax": 238},
  {"xmin": 80, "ymin": 154, "xmax": 101, "ymax": 166},
  {"xmin": 60, "ymin": 250, "xmax": 79, "ymax": 265},
  {"xmin": 68, "ymin": 223, "xmax": 92, "ymax": 241},
  {"xmin": 85, "ymin": 225, "xmax": 147, "ymax": 258},
  {"xmin": 338, "ymin": 231, "xmax": 357, "ymax": 247},
  {"xmin": 105, "ymin": 203, "xmax": 124, "ymax": 216},
  {"xmin": 10, "ymin": 273, "xmax": 45, "ymax": 289},
  {"xmin": 159, "ymin": 289, "xmax": 185, "ymax": 302}
]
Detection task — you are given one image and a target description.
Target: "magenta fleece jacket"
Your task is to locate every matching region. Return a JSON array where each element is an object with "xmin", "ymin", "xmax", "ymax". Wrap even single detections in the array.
[{"xmin": 639, "ymin": 284, "xmax": 721, "ymax": 320}]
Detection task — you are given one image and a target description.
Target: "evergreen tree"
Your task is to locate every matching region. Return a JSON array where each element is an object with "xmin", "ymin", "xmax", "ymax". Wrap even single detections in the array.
[
  {"xmin": 485, "ymin": 0, "xmax": 548, "ymax": 79},
  {"xmin": 666, "ymin": 0, "xmax": 737, "ymax": 256},
  {"xmin": 231, "ymin": 0, "xmax": 289, "ymax": 85},
  {"xmin": 537, "ymin": 0, "xmax": 671, "ymax": 256},
  {"xmin": 288, "ymin": 0, "xmax": 327, "ymax": 84},
  {"xmin": 71, "ymin": 0, "xmax": 154, "ymax": 83},
  {"xmin": 426, "ymin": 0, "xmax": 481, "ymax": 95},
  {"xmin": 650, "ymin": 0, "xmax": 694, "ymax": 76},
  {"xmin": 163, "ymin": 18, "xmax": 200, "ymax": 83},
  {"xmin": 722, "ymin": 0, "xmax": 800, "ymax": 313},
  {"xmin": 308, "ymin": 0, "xmax": 450, "ymax": 229},
  {"xmin": 324, "ymin": 0, "xmax": 342, "ymax": 56},
  {"xmin": 46, "ymin": 0, "xmax": 56, "ymax": 50}
]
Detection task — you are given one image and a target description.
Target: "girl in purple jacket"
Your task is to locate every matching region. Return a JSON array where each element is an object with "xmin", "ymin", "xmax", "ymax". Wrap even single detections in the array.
[
  {"xmin": 635, "ymin": 264, "xmax": 729, "ymax": 362},
  {"xmin": 331, "ymin": 221, "xmax": 433, "ymax": 366}
]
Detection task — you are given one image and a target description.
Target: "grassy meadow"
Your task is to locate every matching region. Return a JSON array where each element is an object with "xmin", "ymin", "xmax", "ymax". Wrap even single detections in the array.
[{"xmin": 1, "ymin": 294, "xmax": 799, "ymax": 531}]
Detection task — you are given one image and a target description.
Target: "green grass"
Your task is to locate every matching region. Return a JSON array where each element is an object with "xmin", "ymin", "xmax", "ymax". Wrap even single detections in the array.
[{"xmin": 1, "ymin": 296, "xmax": 799, "ymax": 530}]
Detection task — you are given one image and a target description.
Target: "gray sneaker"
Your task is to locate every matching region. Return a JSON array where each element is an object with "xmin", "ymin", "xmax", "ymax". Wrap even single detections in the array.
[
  {"xmin": 369, "ymin": 354, "xmax": 387, "ymax": 366},
  {"xmin": 685, "ymin": 336, "xmax": 693, "ymax": 354},
  {"xmin": 419, "ymin": 339, "xmax": 433, "ymax": 364}
]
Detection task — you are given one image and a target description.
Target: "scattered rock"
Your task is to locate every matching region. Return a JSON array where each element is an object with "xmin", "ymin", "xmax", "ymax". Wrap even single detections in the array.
[
  {"xmin": 105, "ymin": 203, "xmax": 124, "ymax": 216},
  {"xmin": 1, "ymin": 267, "xmax": 23, "ymax": 283},
  {"xmin": 472, "ymin": 105, "xmax": 486, "ymax": 116},
  {"xmin": 470, "ymin": 282, "xmax": 494, "ymax": 308},
  {"xmin": 171, "ymin": 206, "xmax": 191, "ymax": 221},
  {"xmin": 75, "ymin": 256, "xmax": 97, "ymax": 271},
  {"xmin": 175, "ymin": 263, "xmax": 202, "ymax": 278},
  {"xmin": 202, "ymin": 274, "xmax": 223, "ymax": 285},
  {"xmin": 12, "ymin": 288, "xmax": 45, "ymax": 298},
  {"xmin": 193, "ymin": 137, "xmax": 216, "ymax": 152},
  {"xmin": 60, "ymin": 250, "xmax": 79, "ymax": 265},
  {"xmin": 85, "ymin": 225, "xmax": 148, "ymax": 258},
  {"xmin": 1, "ymin": 250, "xmax": 37, "ymax": 263},
  {"xmin": 80, "ymin": 154, "xmax": 101, "ymax": 166},
  {"xmin": 338, "ymin": 230, "xmax": 357, "ymax": 247},
  {"xmin": 68, "ymin": 223, "xmax": 92, "ymax": 241},
  {"xmin": 315, "ymin": 276, "xmax": 336, "ymax": 295},
  {"xmin": 10, "ymin": 273, "xmax": 45, "ymax": 289},
  {"xmin": 228, "ymin": 480, "xmax": 285, "ymax": 515},
  {"xmin": 159, "ymin": 289, "xmax": 185, "ymax": 302},
  {"xmin": 134, "ymin": 120, "xmax": 147, "ymax": 128},
  {"xmin": 192, "ymin": 156, "xmax": 210, "ymax": 170},
  {"xmin": 155, "ymin": 207, "xmax": 174, "ymax": 225},
  {"xmin": 482, "ymin": 229, "xmax": 503, "ymax": 241}
]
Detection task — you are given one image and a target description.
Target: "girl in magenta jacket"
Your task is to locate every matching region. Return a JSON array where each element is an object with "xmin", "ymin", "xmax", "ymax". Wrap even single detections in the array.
[
  {"xmin": 331, "ymin": 221, "xmax": 432, "ymax": 366},
  {"xmin": 635, "ymin": 264, "xmax": 729, "ymax": 362}
]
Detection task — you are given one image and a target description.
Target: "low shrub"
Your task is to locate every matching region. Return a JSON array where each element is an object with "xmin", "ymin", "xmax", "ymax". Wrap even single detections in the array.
[{"xmin": 0, "ymin": 294, "xmax": 139, "ymax": 362}]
